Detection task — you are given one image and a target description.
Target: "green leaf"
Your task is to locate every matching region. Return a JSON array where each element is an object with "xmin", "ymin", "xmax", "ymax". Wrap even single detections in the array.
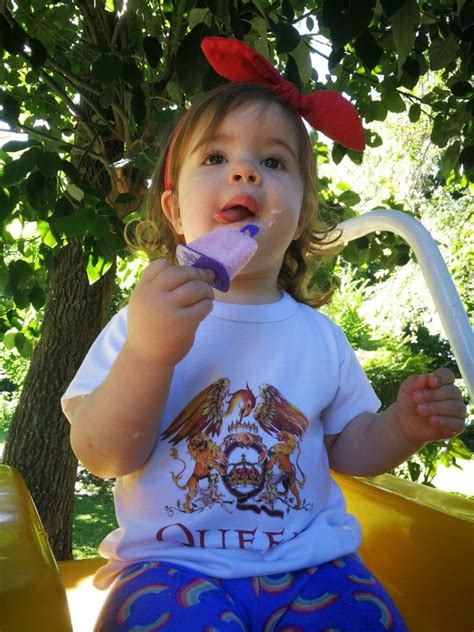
[
  {"xmin": 14, "ymin": 332, "xmax": 26, "ymax": 353},
  {"xmin": 143, "ymin": 36, "xmax": 163, "ymax": 68},
  {"xmin": 38, "ymin": 151, "xmax": 61, "ymax": 178},
  {"xmin": 3, "ymin": 330, "xmax": 17, "ymax": 350},
  {"xmin": 86, "ymin": 252, "xmax": 113, "ymax": 284},
  {"xmin": 391, "ymin": 0, "xmax": 420, "ymax": 78},
  {"xmin": 289, "ymin": 39, "xmax": 312, "ymax": 85},
  {"xmin": 284, "ymin": 55, "xmax": 301, "ymax": 91},
  {"xmin": 451, "ymin": 81, "xmax": 472, "ymax": 96},
  {"xmin": 323, "ymin": 0, "xmax": 376, "ymax": 48},
  {"xmin": 384, "ymin": 89, "xmax": 406, "ymax": 112},
  {"xmin": 332, "ymin": 143, "xmax": 347, "ymax": 164},
  {"xmin": 131, "ymin": 87, "xmax": 146, "ymax": 125},
  {"xmin": 52, "ymin": 213, "xmax": 89, "ymax": 238},
  {"xmin": 60, "ymin": 160, "xmax": 83, "ymax": 186},
  {"xmin": 67, "ymin": 183, "xmax": 84, "ymax": 202},
  {"xmin": 0, "ymin": 146, "xmax": 43, "ymax": 185},
  {"xmin": 459, "ymin": 2, "xmax": 474, "ymax": 31},
  {"xmin": 380, "ymin": 0, "xmax": 407, "ymax": 18},
  {"xmin": 52, "ymin": 209, "xmax": 111, "ymax": 239},
  {"xmin": 282, "ymin": 0, "xmax": 295, "ymax": 21},
  {"xmin": 2, "ymin": 95, "xmax": 21, "ymax": 125},
  {"xmin": 0, "ymin": 17, "xmax": 25, "ymax": 55},
  {"xmin": 0, "ymin": 263, "xmax": 8, "ymax": 289},
  {"xmin": 339, "ymin": 190, "xmax": 361, "ymax": 206},
  {"xmin": 29, "ymin": 286, "xmax": 46, "ymax": 311},
  {"xmin": 54, "ymin": 196, "xmax": 75, "ymax": 218},
  {"xmin": 25, "ymin": 171, "xmax": 56, "ymax": 215},
  {"xmin": 122, "ymin": 62, "xmax": 143, "ymax": 88},
  {"xmin": 459, "ymin": 145, "xmax": 474, "ymax": 180},
  {"xmin": 37, "ymin": 219, "xmax": 58, "ymax": 248},
  {"xmin": 366, "ymin": 130, "xmax": 383, "ymax": 147},
  {"xmin": 248, "ymin": 16, "xmax": 270, "ymax": 50},
  {"xmin": 440, "ymin": 141, "xmax": 461, "ymax": 178},
  {"xmin": 400, "ymin": 56, "xmax": 420, "ymax": 88},
  {"xmin": 28, "ymin": 38, "xmax": 47, "ymax": 69},
  {"xmin": 367, "ymin": 100, "xmax": 388, "ymax": 122},
  {"xmin": 275, "ymin": 23, "xmax": 301, "ymax": 54},
  {"xmin": 429, "ymin": 33, "xmax": 460, "ymax": 70},
  {"xmin": 175, "ymin": 25, "xmax": 211, "ymax": 94},
  {"xmin": 91, "ymin": 54, "xmax": 123, "ymax": 84},
  {"xmin": 354, "ymin": 30, "xmax": 382, "ymax": 70},
  {"xmin": 0, "ymin": 187, "xmax": 14, "ymax": 221},
  {"xmin": 430, "ymin": 117, "xmax": 451, "ymax": 148},
  {"xmin": 8, "ymin": 259, "xmax": 33, "ymax": 291},
  {"xmin": 407, "ymin": 460, "xmax": 421, "ymax": 482},
  {"xmin": 205, "ymin": 0, "xmax": 230, "ymax": 26},
  {"xmin": 408, "ymin": 103, "xmax": 421, "ymax": 122},
  {"xmin": 2, "ymin": 139, "xmax": 40, "ymax": 153}
]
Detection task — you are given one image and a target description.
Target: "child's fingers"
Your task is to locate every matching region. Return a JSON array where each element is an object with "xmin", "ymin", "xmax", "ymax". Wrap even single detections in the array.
[
  {"xmin": 428, "ymin": 414, "xmax": 466, "ymax": 437},
  {"xmin": 400, "ymin": 373, "xmax": 430, "ymax": 396},
  {"xmin": 173, "ymin": 279, "xmax": 215, "ymax": 308},
  {"xmin": 416, "ymin": 398, "xmax": 467, "ymax": 419},
  {"xmin": 427, "ymin": 367, "xmax": 456, "ymax": 388},
  {"xmin": 139, "ymin": 258, "xmax": 172, "ymax": 283},
  {"xmin": 140, "ymin": 261, "xmax": 215, "ymax": 291},
  {"xmin": 159, "ymin": 265, "xmax": 215, "ymax": 291},
  {"xmin": 184, "ymin": 297, "xmax": 215, "ymax": 321},
  {"xmin": 413, "ymin": 383, "xmax": 463, "ymax": 404}
]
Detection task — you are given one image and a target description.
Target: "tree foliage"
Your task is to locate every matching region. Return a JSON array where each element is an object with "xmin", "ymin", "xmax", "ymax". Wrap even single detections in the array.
[
  {"xmin": 1, "ymin": 0, "xmax": 472, "ymax": 348},
  {"xmin": 0, "ymin": 0, "xmax": 472, "ymax": 556}
]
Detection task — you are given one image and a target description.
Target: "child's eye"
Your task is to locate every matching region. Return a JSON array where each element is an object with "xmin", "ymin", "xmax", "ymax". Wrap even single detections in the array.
[
  {"xmin": 262, "ymin": 156, "xmax": 286, "ymax": 170},
  {"xmin": 204, "ymin": 152, "xmax": 225, "ymax": 166}
]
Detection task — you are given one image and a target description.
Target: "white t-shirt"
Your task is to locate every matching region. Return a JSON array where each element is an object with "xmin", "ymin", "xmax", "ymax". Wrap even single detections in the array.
[{"xmin": 62, "ymin": 292, "xmax": 380, "ymax": 589}]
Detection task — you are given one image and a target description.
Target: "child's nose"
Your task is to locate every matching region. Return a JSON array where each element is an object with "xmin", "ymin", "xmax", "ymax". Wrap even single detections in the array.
[{"xmin": 228, "ymin": 161, "xmax": 262, "ymax": 185}]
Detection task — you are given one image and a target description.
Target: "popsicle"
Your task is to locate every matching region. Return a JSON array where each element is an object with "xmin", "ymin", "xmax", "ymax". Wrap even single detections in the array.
[{"xmin": 176, "ymin": 224, "xmax": 259, "ymax": 292}]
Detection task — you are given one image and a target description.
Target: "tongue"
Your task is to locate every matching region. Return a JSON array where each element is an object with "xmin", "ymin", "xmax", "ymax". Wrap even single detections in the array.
[{"xmin": 213, "ymin": 207, "xmax": 251, "ymax": 224}]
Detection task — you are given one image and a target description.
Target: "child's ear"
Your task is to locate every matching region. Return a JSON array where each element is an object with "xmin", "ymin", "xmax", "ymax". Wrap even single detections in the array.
[{"xmin": 161, "ymin": 189, "xmax": 183, "ymax": 234}]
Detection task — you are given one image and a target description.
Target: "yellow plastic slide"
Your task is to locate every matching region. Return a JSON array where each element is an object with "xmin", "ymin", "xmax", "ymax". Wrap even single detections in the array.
[{"xmin": 1, "ymin": 463, "xmax": 473, "ymax": 632}]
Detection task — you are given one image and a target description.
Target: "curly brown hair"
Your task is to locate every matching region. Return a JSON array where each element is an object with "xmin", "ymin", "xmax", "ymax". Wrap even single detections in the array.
[{"xmin": 127, "ymin": 82, "xmax": 341, "ymax": 307}]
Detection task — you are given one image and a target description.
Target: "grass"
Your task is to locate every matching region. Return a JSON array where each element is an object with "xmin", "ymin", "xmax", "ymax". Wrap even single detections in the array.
[{"xmin": 72, "ymin": 472, "xmax": 117, "ymax": 559}]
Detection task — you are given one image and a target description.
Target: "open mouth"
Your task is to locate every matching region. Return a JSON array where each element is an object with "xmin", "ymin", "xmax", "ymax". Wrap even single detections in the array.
[{"xmin": 213, "ymin": 195, "xmax": 260, "ymax": 224}]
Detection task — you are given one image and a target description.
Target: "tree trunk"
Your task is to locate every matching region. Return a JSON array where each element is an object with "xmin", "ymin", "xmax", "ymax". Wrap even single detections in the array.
[{"xmin": 2, "ymin": 240, "xmax": 115, "ymax": 560}]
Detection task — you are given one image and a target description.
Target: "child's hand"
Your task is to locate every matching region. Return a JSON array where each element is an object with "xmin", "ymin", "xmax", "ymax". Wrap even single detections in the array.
[
  {"xmin": 126, "ymin": 260, "xmax": 215, "ymax": 367},
  {"xmin": 395, "ymin": 368, "xmax": 467, "ymax": 444}
]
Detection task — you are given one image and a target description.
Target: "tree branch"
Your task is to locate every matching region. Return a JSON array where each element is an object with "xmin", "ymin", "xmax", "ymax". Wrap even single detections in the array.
[
  {"xmin": 73, "ymin": 0, "xmax": 101, "ymax": 46},
  {"xmin": 15, "ymin": 123, "xmax": 109, "ymax": 168}
]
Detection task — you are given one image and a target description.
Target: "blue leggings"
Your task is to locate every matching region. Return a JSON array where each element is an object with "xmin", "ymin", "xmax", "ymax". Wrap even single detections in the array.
[{"xmin": 95, "ymin": 555, "xmax": 408, "ymax": 631}]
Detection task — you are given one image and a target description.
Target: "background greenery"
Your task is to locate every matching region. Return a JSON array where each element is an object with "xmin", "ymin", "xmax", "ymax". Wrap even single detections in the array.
[{"xmin": 0, "ymin": 0, "xmax": 472, "ymax": 559}]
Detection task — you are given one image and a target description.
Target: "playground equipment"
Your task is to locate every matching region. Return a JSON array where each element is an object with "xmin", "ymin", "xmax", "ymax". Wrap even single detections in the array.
[{"xmin": 1, "ymin": 210, "xmax": 473, "ymax": 631}]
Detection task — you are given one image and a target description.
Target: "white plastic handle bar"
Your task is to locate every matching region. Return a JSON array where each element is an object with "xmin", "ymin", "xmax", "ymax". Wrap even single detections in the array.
[{"xmin": 322, "ymin": 210, "xmax": 473, "ymax": 399}]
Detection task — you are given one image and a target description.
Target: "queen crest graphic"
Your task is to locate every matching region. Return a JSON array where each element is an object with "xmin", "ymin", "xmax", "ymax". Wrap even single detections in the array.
[{"xmin": 161, "ymin": 379, "xmax": 312, "ymax": 519}]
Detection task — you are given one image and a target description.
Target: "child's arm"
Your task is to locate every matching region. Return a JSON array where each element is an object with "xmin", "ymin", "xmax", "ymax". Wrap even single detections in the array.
[
  {"xmin": 325, "ymin": 368, "xmax": 467, "ymax": 476},
  {"xmin": 66, "ymin": 260, "xmax": 214, "ymax": 479}
]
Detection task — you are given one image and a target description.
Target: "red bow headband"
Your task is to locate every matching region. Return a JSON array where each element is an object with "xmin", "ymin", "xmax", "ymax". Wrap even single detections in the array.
[{"xmin": 164, "ymin": 37, "xmax": 365, "ymax": 190}]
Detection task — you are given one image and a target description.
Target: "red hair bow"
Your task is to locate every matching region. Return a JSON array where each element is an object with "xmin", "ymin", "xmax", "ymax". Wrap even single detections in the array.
[
  {"xmin": 201, "ymin": 37, "xmax": 365, "ymax": 152},
  {"xmin": 163, "ymin": 37, "xmax": 365, "ymax": 190}
]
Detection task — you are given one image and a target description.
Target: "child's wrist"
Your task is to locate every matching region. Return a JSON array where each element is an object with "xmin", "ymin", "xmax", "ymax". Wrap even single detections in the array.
[
  {"xmin": 389, "ymin": 404, "xmax": 426, "ymax": 450},
  {"xmin": 122, "ymin": 339, "xmax": 177, "ymax": 371}
]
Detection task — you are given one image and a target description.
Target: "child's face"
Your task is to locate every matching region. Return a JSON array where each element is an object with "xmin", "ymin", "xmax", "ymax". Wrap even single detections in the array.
[{"xmin": 162, "ymin": 102, "xmax": 305, "ymax": 282}]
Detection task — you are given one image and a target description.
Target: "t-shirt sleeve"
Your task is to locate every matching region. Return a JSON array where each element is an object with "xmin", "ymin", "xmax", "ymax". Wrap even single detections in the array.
[
  {"xmin": 61, "ymin": 306, "xmax": 128, "ymax": 406},
  {"xmin": 320, "ymin": 324, "xmax": 380, "ymax": 435}
]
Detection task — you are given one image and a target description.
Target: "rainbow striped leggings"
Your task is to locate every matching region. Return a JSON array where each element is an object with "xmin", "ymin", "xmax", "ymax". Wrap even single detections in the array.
[{"xmin": 95, "ymin": 554, "xmax": 408, "ymax": 631}]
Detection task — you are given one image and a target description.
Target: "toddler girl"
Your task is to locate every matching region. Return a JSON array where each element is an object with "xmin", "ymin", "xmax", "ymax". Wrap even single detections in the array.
[{"xmin": 62, "ymin": 37, "xmax": 465, "ymax": 631}]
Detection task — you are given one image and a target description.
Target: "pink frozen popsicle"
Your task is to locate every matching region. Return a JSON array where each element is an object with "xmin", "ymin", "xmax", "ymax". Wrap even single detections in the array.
[{"xmin": 176, "ymin": 224, "xmax": 259, "ymax": 292}]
